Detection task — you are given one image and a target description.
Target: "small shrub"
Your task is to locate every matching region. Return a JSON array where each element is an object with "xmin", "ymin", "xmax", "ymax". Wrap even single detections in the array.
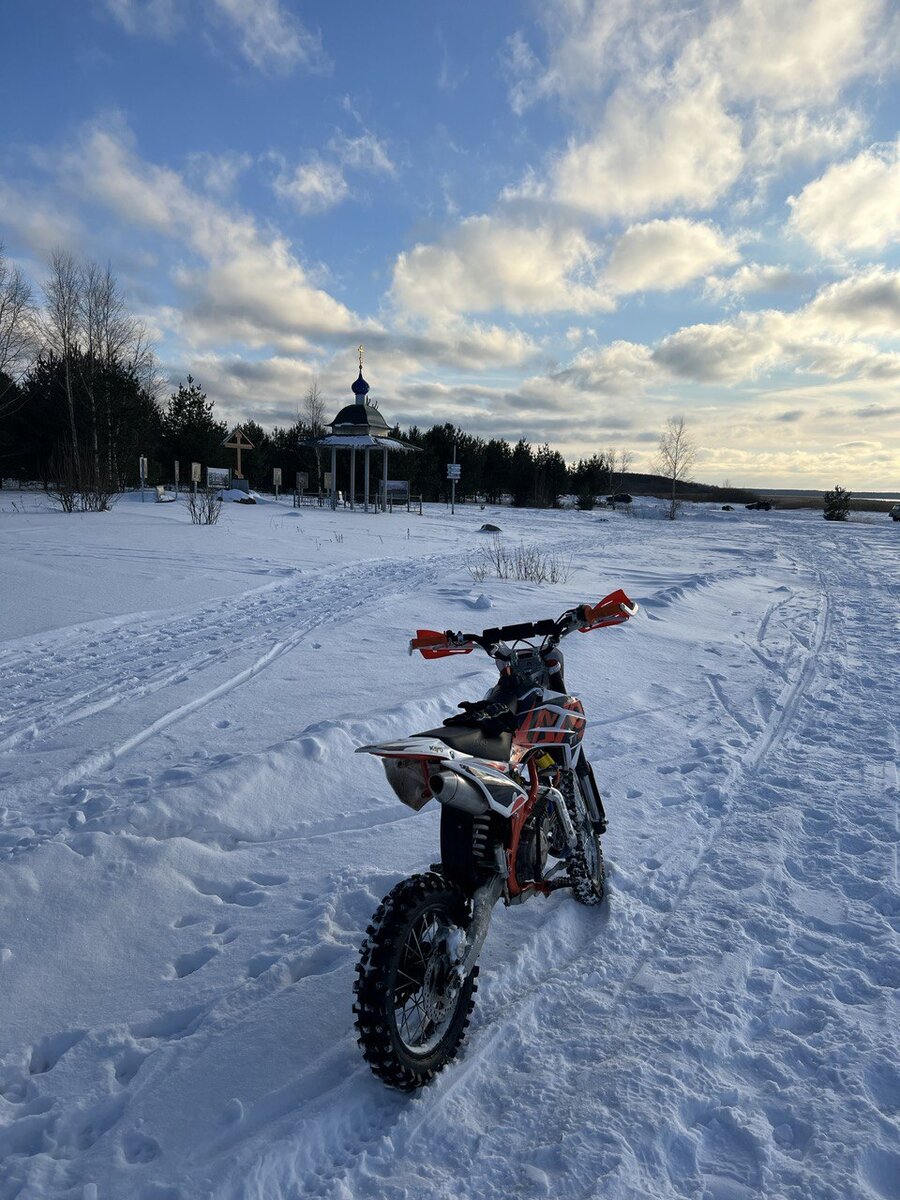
[
  {"xmin": 823, "ymin": 485, "xmax": 851, "ymax": 522},
  {"xmin": 468, "ymin": 536, "xmax": 571, "ymax": 585},
  {"xmin": 577, "ymin": 492, "xmax": 594, "ymax": 511},
  {"xmin": 46, "ymin": 443, "xmax": 80, "ymax": 513},
  {"xmin": 188, "ymin": 488, "xmax": 223, "ymax": 525},
  {"xmin": 46, "ymin": 444, "xmax": 117, "ymax": 512},
  {"xmin": 80, "ymin": 463, "xmax": 118, "ymax": 512}
]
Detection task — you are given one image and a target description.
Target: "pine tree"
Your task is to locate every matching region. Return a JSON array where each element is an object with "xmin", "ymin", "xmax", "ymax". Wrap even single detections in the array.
[
  {"xmin": 823, "ymin": 485, "xmax": 851, "ymax": 521},
  {"xmin": 160, "ymin": 376, "xmax": 226, "ymax": 472}
]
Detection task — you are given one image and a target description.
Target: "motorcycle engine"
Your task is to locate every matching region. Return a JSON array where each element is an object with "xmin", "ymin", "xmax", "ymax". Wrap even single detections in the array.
[{"xmin": 515, "ymin": 797, "xmax": 557, "ymax": 884}]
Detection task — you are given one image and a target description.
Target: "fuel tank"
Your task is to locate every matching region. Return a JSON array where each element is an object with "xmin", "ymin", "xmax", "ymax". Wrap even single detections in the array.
[{"xmin": 513, "ymin": 690, "xmax": 587, "ymax": 751}]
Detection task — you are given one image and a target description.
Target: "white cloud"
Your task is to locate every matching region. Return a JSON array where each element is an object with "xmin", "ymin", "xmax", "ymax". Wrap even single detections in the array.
[
  {"xmin": 414, "ymin": 320, "xmax": 539, "ymax": 370},
  {"xmin": 653, "ymin": 270, "xmax": 900, "ymax": 382},
  {"xmin": 511, "ymin": 0, "xmax": 894, "ymax": 113},
  {"xmin": 209, "ymin": 0, "xmax": 329, "ymax": 76},
  {"xmin": 185, "ymin": 150, "xmax": 252, "ymax": 197},
  {"xmin": 103, "ymin": 0, "xmax": 329, "ymax": 75},
  {"xmin": 273, "ymin": 158, "xmax": 348, "ymax": 216},
  {"xmin": 705, "ymin": 263, "xmax": 810, "ymax": 301},
  {"xmin": 273, "ymin": 130, "xmax": 394, "ymax": 216},
  {"xmin": 391, "ymin": 215, "xmax": 613, "ymax": 318},
  {"xmin": 503, "ymin": 30, "xmax": 548, "ymax": 116},
  {"xmin": 654, "ymin": 318, "xmax": 780, "ymax": 382},
  {"xmin": 787, "ymin": 142, "xmax": 900, "ymax": 255},
  {"xmin": 504, "ymin": 1, "xmax": 690, "ymax": 114},
  {"xmin": 30, "ymin": 116, "xmax": 533, "ymax": 377},
  {"xmin": 747, "ymin": 109, "xmax": 866, "ymax": 171},
  {"xmin": 328, "ymin": 132, "xmax": 395, "ymax": 176},
  {"xmin": 391, "ymin": 217, "xmax": 737, "ymax": 321},
  {"xmin": 556, "ymin": 339, "xmax": 662, "ymax": 396},
  {"xmin": 103, "ymin": 0, "xmax": 180, "ymax": 38},
  {"xmin": 803, "ymin": 268, "xmax": 900, "ymax": 337},
  {"xmin": 606, "ymin": 219, "xmax": 740, "ymax": 294},
  {"xmin": 0, "ymin": 182, "xmax": 84, "ymax": 258},
  {"xmin": 677, "ymin": 0, "xmax": 891, "ymax": 108},
  {"xmin": 61, "ymin": 117, "xmax": 360, "ymax": 348},
  {"xmin": 506, "ymin": 0, "xmax": 894, "ymax": 207},
  {"xmin": 551, "ymin": 84, "xmax": 743, "ymax": 219}
]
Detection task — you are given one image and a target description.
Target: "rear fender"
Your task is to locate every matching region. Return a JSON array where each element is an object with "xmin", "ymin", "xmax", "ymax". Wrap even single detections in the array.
[
  {"xmin": 357, "ymin": 739, "xmax": 529, "ymax": 817},
  {"xmin": 356, "ymin": 737, "xmax": 469, "ymax": 812}
]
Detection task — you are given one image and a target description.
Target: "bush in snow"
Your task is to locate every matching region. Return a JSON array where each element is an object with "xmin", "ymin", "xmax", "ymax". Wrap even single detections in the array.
[
  {"xmin": 46, "ymin": 443, "xmax": 79, "ymax": 513},
  {"xmin": 187, "ymin": 488, "xmax": 223, "ymax": 525},
  {"xmin": 46, "ymin": 442, "xmax": 117, "ymax": 513},
  {"xmin": 823, "ymin": 485, "xmax": 851, "ymax": 522},
  {"xmin": 469, "ymin": 536, "xmax": 571, "ymax": 585}
]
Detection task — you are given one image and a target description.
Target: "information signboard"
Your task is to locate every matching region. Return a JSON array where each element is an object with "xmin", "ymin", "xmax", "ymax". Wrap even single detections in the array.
[{"xmin": 207, "ymin": 467, "xmax": 230, "ymax": 490}]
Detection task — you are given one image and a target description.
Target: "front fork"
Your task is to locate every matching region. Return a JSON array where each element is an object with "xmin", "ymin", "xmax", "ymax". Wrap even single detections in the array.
[{"xmin": 574, "ymin": 752, "xmax": 608, "ymax": 832}]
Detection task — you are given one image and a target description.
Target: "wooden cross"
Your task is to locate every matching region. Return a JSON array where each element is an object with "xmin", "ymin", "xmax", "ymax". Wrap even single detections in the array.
[{"xmin": 222, "ymin": 426, "xmax": 255, "ymax": 479}]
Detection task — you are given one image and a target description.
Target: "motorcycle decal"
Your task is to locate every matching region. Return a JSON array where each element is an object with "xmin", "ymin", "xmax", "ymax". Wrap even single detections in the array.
[{"xmin": 514, "ymin": 696, "xmax": 586, "ymax": 749}]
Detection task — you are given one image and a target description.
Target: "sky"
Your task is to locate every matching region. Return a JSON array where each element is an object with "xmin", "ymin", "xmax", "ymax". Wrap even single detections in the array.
[{"xmin": 1, "ymin": 0, "xmax": 898, "ymax": 488}]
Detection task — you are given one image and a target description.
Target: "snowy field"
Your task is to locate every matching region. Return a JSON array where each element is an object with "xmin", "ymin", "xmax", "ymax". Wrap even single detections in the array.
[{"xmin": 0, "ymin": 493, "xmax": 897, "ymax": 1200}]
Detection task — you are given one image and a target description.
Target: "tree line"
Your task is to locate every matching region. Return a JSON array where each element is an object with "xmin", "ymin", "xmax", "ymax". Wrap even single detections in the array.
[
  {"xmin": 1, "ymin": 245, "xmax": 696, "ymax": 512},
  {"xmin": 1, "ymin": 245, "xmax": 159, "ymax": 497}
]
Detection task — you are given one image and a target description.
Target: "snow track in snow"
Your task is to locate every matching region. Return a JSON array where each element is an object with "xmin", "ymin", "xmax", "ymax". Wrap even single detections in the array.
[
  {"xmin": 229, "ymin": 536, "xmax": 834, "ymax": 1200},
  {"xmin": 2, "ymin": 503, "xmax": 897, "ymax": 1200}
]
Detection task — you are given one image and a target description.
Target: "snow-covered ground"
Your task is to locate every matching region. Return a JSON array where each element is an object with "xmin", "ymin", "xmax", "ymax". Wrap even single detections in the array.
[{"xmin": 0, "ymin": 493, "xmax": 897, "ymax": 1200}]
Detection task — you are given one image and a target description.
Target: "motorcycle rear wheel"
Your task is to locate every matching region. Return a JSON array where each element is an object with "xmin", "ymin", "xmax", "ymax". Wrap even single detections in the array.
[{"xmin": 353, "ymin": 872, "xmax": 477, "ymax": 1090}]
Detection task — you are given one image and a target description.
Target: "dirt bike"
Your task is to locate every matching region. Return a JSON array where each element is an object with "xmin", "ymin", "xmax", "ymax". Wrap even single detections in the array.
[{"xmin": 352, "ymin": 589, "xmax": 639, "ymax": 1089}]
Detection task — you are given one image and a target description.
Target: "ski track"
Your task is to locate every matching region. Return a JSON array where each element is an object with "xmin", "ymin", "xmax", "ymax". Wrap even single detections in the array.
[
  {"xmin": 211, "ymin": 524, "xmax": 897, "ymax": 1200},
  {"xmin": 2, "ymin": 513, "xmax": 898, "ymax": 1200}
]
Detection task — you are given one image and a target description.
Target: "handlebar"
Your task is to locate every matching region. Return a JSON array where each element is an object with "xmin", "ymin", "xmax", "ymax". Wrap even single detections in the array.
[{"xmin": 409, "ymin": 590, "xmax": 638, "ymax": 658}]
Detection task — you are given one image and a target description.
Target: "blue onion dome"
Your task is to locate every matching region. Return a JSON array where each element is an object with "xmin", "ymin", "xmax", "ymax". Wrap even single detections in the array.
[{"xmin": 351, "ymin": 367, "xmax": 370, "ymax": 397}]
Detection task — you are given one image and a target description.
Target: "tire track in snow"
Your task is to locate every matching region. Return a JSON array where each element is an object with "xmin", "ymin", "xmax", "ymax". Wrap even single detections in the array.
[
  {"xmin": 0, "ymin": 549, "xmax": 479, "ymax": 862},
  {"xmin": 0, "ymin": 579, "xmax": 295, "ymax": 752},
  {"xmin": 273, "ymin": 545, "xmax": 832, "ymax": 1200},
  {"xmin": 6, "ymin": 552, "xmax": 442, "ymax": 782},
  {"xmin": 1, "ymin": 525, "xmax": 792, "ymax": 1197}
]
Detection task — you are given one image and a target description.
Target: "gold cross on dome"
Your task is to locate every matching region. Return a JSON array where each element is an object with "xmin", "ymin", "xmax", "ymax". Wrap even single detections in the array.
[{"xmin": 358, "ymin": 344, "xmax": 364, "ymax": 370}]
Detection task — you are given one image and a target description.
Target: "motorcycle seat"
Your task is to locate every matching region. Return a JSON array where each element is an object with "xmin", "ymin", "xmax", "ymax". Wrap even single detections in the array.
[{"xmin": 416, "ymin": 724, "xmax": 512, "ymax": 763}]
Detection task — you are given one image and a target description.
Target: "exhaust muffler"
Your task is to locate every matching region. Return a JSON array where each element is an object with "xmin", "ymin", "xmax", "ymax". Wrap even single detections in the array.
[{"xmin": 429, "ymin": 770, "xmax": 489, "ymax": 814}]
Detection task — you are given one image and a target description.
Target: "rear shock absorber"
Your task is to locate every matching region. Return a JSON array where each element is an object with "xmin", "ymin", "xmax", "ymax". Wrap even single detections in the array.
[{"xmin": 472, "ymin": 812, "xmax": 492, "ymax": 868}]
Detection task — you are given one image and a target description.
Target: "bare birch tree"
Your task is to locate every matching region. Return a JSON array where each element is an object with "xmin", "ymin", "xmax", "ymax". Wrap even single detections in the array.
[
  {"xmin": 655, "ymin": 416, "xmax": 697, "ymax": 520},
  {"xmin": 303, "ymin": 377, "xmax": 325, "ymax": 489},
  {"xmin": 0, "ymin": 244, "xmax": 37, "ymax": 417},
  {"xmin": 605, "ymin": 447, "xmax": 634, "ymax": 506},
  {"xmin": 80, "ymin": 260, "xmax": 154, "ymax": 479},
  {"xmin": 43, "ymin": 249, "xmax": 83, "ymax": 476}
]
